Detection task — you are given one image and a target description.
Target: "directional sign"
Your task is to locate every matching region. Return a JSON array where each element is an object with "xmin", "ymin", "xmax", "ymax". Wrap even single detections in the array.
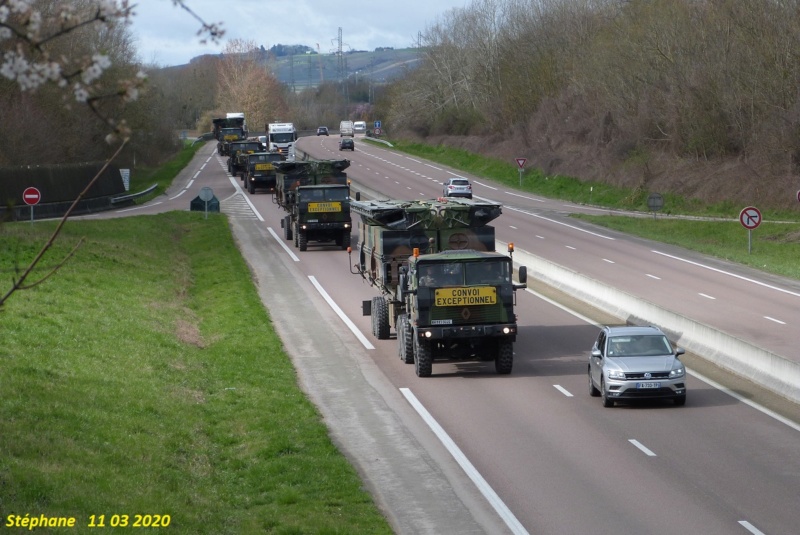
[
  {"xmin": 23, "ymin": 187, "xmax": 41, "ymax": 205},
  {"xmin": 515, "ymin": 158, "xmax": 527, "ymax": 169},
  {"xmin": 739, "ymin": 206, "xmax": 761, "ymax": 230},
  {"xmin": 374, "ymin": 120, "xmax": 381, "ymax": 129}
]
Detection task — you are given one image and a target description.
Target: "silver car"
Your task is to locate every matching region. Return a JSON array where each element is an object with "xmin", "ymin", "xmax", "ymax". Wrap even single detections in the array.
[
  {"xmin": 442, "ymin": 177, "xmax": 472, "ymax": 199},
  {"xmin": 588, "ymin": 325, "xmax": 686, "ymax": 407}
]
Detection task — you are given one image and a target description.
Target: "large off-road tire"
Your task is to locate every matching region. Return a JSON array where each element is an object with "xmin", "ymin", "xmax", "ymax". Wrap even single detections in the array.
[
  {"xmin": 298, "ymin": 229, "xmax": 308, "ymax": 251},
  {"xmin": 495, "ymin": 340, "xmax": 513, "ymax": 375},
  {"xmin": 589, "ymin": 367, "xmax": 600, "ymax": 397},
  {"xmin": 398, "ymin": 315, "xmax": 414, "ymax": 364},
  {"xmin": 293, "ymin": 223, "xmax": 299, "ymax": 248},
  {"xmin": 248, "ymin": 182, "xmax": 255, "ymax": 194},
  {"xmin": 414, "ymin": 338, "xmax": 433, "ymax": 377},
  {"xmin": 601, "ymin": 378, "xmax": 615, "ymax": 407},
  {"xmin": 284, "ymin": 216, "xmax": 292, "ymax": 241},
  {"xmin": 340, "ymin": 231, "xmax": 351, "ymax": 250},
  {"xmin": 372, "ymin": 296, "xmax": 389, "ymax": 340}
]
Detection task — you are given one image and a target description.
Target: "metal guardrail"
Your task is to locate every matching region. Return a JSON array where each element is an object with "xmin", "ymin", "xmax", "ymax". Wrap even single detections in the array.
[{"xmin": 110, "ymin": 183, "xmax": 158, "ymax": 204}]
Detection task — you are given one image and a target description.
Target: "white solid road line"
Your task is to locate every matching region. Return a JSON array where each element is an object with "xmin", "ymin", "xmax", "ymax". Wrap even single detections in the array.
[
  {"xmin": 628, "ymin": 439, "xmax": 657, "ymax": 457},
  {"xmin": 400, "ymin": 387, "xmax": 530, "ymax": 535},
  {"xmin": 308, "ymin": 276, "xmax": 374, "ymax": 350}
]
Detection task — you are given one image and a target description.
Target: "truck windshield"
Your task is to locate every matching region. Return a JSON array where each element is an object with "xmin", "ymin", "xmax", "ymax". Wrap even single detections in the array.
[
  {"xmin": 418, "ymin": 263, "xmax": 463, "ymax": 287},
  {"xmin": 270, "ymin": 133, "xmax": 295, "ymax": 143},
  {"xmin": 466, "ymin": 261, "xmax": 510, "ymax": 285}
]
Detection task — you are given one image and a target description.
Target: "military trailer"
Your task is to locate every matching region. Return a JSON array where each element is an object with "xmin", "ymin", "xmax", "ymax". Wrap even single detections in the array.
[
  {"xmin": 348, "ymin": 198, "xmax": 527, "ymax": 376},
  {"xmin": 274, "ymin": 159, "xmax": 355, "ymax": 251},
  {"xmin": 244, "ymin": 152, "xmax": 286, "ymax": 194}
]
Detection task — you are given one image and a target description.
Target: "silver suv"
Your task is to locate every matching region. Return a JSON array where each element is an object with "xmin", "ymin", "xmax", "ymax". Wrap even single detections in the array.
[
  {"xmin": 588, "ymin": 325, "xmax": 686, "ymax": 407},
  {"xmin": 442, "ymin": 177, "xmax": 472, "ymax": 199}
]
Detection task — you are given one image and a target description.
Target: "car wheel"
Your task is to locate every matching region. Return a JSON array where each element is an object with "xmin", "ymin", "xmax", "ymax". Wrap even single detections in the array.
[
  {"xmin": 589, "ymin": 367, "xmax": 600, "ymax": 397},
  {"xmin": 600, "ymin": 377, "xmax": 614, "ymax": 407},
  {"xmin": 674, "ymin": 395, "xmax": 686, "ymax": 406}
]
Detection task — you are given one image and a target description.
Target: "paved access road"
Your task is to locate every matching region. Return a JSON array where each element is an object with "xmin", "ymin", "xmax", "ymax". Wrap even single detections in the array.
[{"xmin": 91, "ymin": 139, "xmax": 800, "ymax": 534}]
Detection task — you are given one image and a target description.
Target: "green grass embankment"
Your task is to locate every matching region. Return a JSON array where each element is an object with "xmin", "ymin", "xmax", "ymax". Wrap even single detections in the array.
[{"xmin": 0, "ymin": 210, "xmax": 392, "ymax": 534}]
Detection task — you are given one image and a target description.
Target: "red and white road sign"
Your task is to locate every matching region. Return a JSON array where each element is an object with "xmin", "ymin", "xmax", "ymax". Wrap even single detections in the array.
[
  {"xmin": 739, "ymin": 206, "xmax": 761, "ymax": 230},
  {"xmin": 23, "ymin": 187, "xmax": 41, "ymax": 205},
  {"xmin": 374, "ymin": 127, "xmax": 382, "ymax": 135},
  {"xmin": 515, "ymin": 158, "xmax": 527, "ymax": 169}
]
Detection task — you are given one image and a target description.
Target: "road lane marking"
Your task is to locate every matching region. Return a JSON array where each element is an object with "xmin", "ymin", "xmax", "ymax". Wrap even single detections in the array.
[
  {"xmin": 629, "ymin": 439, "xmax": 657, "ymax": 457},
  {"xmin": 400, "ymin": 388, "xmax": 529, "ymax": 535},
  {"xmin": 566, "ymin": 245, "xmax": 576, "ymax": 250},
  {"xmin": 646, "ymin": 274, "xmax": 661, "ymax": 280},
  {"xmin": 698, "ymin": 293, "xmax": 716, "ymax": 300},
  {"xmin": 505, "ymin": 191, "xmax": 546, "ymax": 203},
  {"xmin": 653, "ymin": 250, "xmax": 800, "ymax": 298},
  {"xmin": 268, "ymin": 227, "xmax": 299, "ymax": 262},
  {"xmin": 309, "ymin": 276, "xmax": 374, "ymax": 350},
  {"xmin": 553, "ymin": 385, "xmax": 573, "ymax": 397},
  {"xmin": 764, "ymin": 316, "xmax": 786, "ymax": 325},
  {"xmin": 603, "ymin": 258, "xmax": 615, "ymax": 264},
  {"xmin": 738, "ymin": 520, "xmax": 765, "ymax": 534},
  {"xmin": 505, "ymin": 206, "xmax": 616, "ymax": 239}
]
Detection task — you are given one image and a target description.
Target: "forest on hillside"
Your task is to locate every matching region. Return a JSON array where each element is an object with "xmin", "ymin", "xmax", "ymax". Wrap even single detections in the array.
[{"xmin": 384, "ymin": 0, "xmax": 800, "ymax": 209}]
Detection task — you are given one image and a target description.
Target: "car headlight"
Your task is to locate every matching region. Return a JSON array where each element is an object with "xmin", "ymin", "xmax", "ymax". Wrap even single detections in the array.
[
  {"xmin": 607, "ymin": 369, "xmax": 626, "ymax": 380},
  {"xmin": 669, "ymin": 367, "xmax": 685, "ymax": 379}
]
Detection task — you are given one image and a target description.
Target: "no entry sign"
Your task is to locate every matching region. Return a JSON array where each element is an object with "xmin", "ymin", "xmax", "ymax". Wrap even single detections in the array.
[{"xmin": 23, "ymin": 187, "xmax": 41, "ymax": 205}]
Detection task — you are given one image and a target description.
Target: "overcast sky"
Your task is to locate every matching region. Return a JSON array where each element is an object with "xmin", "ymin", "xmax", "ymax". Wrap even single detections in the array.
[{"xmin": 129, "ymin": 0, "xmax": 469, "ymax": 67}]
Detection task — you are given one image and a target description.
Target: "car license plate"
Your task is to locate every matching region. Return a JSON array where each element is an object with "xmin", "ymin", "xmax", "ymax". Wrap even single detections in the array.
[{"xmin": 637, "ymin": 382, "xmax": 661, "ymax": 389}]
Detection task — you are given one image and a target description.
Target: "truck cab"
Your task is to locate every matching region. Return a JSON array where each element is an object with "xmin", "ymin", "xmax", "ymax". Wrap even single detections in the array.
[{"xmin": 245, "ymin": 152, "xmax": 286, "ymax": 194}]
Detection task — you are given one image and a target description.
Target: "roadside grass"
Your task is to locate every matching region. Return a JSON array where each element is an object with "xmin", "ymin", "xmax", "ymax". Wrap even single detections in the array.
[
  {"xmin": 0, "ymin": 212, "xmax": 392, "ymax": 534},
  {"xmin": 378, "ymin": 137, "xmax": 800, "ymax": 281},
  {"xmin": 128, "ymin": 140, "xmax": 205, "ymax": 203}
]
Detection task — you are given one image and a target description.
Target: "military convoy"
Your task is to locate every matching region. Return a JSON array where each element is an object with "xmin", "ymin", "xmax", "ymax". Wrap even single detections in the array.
[
  {"xmin": 227, "ymin": 140, "xmax": 263, "ymax": 179},
  {"xmin": 349, "ymin": 198, "xmax": 526, "ymax": 376},
  {"xmin": 274, "ymin": 159, "xmax": 355, "ymax": 251}
]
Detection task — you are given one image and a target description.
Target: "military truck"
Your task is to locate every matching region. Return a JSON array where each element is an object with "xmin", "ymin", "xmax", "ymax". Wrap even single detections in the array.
[
  {"xmin": 348, "ymin": 198, "xmax": 527, "ymax": 376},
  {"xmin": 213, "ymin": 113, "xmax": 247, "ymax": 156},
  {"xmin": 244, "ymin": 152, "xmax": 286, "ymax": 194},
  {"xmin": 274, "ymin": 159, "xmax": 355, "ymax": 251},
  {"xmin": 226, "ymin": 140, "xmax": 262, "ymax": 180}
]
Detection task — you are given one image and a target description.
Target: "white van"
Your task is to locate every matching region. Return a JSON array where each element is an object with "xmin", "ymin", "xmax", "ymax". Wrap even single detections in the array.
[
  {"xmin": 353, "ymin": 121, "xmax": 367, "ymax": 134},
  {"xmin": 339, "ymin": 120, "xmax": 354, "ymax": 137}
]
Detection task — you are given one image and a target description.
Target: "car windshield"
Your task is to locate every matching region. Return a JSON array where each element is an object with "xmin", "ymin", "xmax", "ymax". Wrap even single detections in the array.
[{"xmin": 607, "ymin": 335, "xmax": 672, "ymax": 357}]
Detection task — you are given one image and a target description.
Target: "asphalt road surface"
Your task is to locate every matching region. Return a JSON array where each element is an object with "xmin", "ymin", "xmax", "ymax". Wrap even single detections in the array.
[{"xmin": 87, "ymin": 138, "xmax": 800, "ymax": 535}]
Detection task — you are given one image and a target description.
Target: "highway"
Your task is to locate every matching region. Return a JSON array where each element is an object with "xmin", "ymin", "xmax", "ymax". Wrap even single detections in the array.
[{"xmin": 91, "ymin": 136, "xmax": 800, "ymax": 534}]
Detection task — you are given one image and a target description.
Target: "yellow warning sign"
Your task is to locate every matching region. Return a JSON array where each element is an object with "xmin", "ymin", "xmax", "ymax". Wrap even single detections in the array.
[
  {"xmin": 308, "ymin": 202, "xmax": 341, "ymax": 212},
  {"xmin": 435, "ymin": 287, "xmax": 496, "ymax": 306}
]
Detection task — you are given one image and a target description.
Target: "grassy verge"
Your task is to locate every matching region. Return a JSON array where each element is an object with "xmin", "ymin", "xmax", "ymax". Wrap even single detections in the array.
[
  {"xmin": 377, "ymin": 137, "xmax": 800, "ymax": 281},
  {"xmin": 129, "ymin": 141, "xmax": 207, "ymax": 203},
  {"xmin": 0, "ymin": 213, "xmax": 392, "ymax": 534}
]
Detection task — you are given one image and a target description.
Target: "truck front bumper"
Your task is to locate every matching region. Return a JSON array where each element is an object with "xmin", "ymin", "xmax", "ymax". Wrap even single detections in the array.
[{"xmin": 416, "ymin": 323, "xmax": 517, "ymax": 341}]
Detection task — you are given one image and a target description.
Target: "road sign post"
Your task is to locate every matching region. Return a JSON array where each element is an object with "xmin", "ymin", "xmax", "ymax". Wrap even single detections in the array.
[
  {"xmin": 739, "ymin": 206, "xmax": 761, "ymax": 254},
  {"xmin": 199, "ymin": 187, "xmax": 214, "ymax": 219},
  {"xmin": 515, "ymin": 158, "xmax": 527, "ymax": 187},
  {"xmin": 23, "ymin": 186, "xmax": 41, "ymax": 224}
]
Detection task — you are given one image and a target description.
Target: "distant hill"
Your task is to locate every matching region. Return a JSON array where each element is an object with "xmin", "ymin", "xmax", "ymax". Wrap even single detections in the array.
[{"xmin": 183, "ymin": 48, "xmax": 421, "ymax": 90}]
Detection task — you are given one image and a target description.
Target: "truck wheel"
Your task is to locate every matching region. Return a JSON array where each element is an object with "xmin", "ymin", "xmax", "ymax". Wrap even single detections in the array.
[
  {"xmin": 248, "ymin": 183, "xmax": 255, "ymax": 194},
  {"xmin": 340, "ymin": 231, "xmax": 351, "ymax": 250},
  {"xmin": 284, "ymin": 216, "xmax": 292, "ymax": 241},
  {"xmin": 298, "ymin": 230, "xmax": 308, "ymax": 251},
  {"xmin": 373, "ymin": 296, "xmax": 390, "ymax": 339},
  {"xmin": 495, "ymin": 340, "xmax": 513, "ymax": 375},
  {"xmin": 294, "ymin": 223, "xmax": 299, "ymax": 248},
  {"xmin": 414, "ymin": 339, "xmax": 433, "ymax": 377},
  {"xmin": 399, "ymin": 315, "xmax": 414, "ymax": 364}
]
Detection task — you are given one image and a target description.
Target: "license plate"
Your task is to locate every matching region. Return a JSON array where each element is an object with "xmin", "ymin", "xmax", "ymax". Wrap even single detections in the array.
[{"xmin": 637, "ymin": 382, "xmax": 661, "ymax": 389}]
